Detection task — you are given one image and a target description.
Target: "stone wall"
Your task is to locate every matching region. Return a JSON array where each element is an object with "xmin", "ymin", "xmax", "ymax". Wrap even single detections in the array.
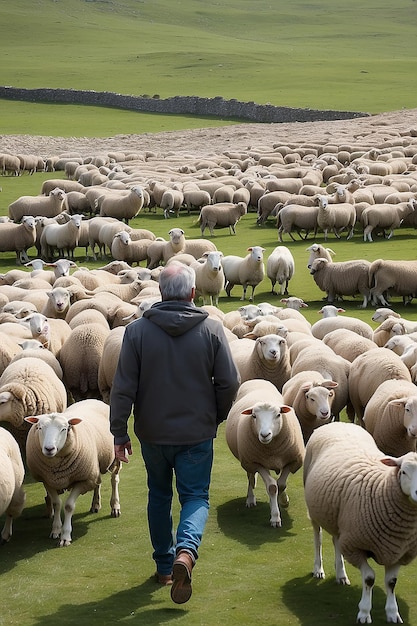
[{"xmin": 0, "ymin": 86, "xmax": 369, "ymax": 124}]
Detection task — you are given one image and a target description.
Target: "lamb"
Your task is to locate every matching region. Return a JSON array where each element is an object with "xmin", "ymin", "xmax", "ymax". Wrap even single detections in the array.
[
  {"xmin": 111, "ymin": 230, "xmax": 154, "ymax": 265},
  {"xmin": 322, "ymin": 328, "xmax": 376, "ymax": 362},
  {"xmin": 316, "ymin": 194, "xmax": 356, "ymax": 240},
  {"xmin": 58, "ymin": 322, "xmax": 111, "ymax": 402},
  {"xmin": 0, "ymin": 357, "xmax": 67, "ymax": 452},
  {"xmin": 198, "ymin": 202, "xmax": 247, "ymax": 236},
  {"xmin": 303, "ymin": 421, "xmax": 417, "ymax": 624},
  {"xmin": 9, "ymin": 188, "xmax": 68, "ymax": 222},
  {"xmin": 96, "ymin": 185, "xmax": 144, "ymax": 224},
  {"xmin": 97, "ymin": 326, "xmax": 125, "ymax": 404},
  {"xmin": 277, "ymin": 203, "xmax": 319, "ymax": 242},
  {"xmin": 25, "ymin": 399, "xmax": 121, "ymax": 546},
  {"xmin": 0, "ymin": 215, "xmax": 37, "ymax": 264},
  {"xmin": 363, "ymin": 379, "xmax": 417, "ymax": 457},
  {"xmin": 146, "ymin": 228, "xmax": 186, "ymax": 269},
  {"xmin": 160, "ymin": 186, "xmax": 184, "ymax": 219},
  {"xmin": 190, "ymin": 251, "xmax": 225, "ymax": 306},
  {"xmin": 282, "ymin": 370, "xmax": 338, "ymax": 443},
  {"xmin": 361, "ymin": 199, "xmax": 417, "ymax": 242},
  {"xmin": 222, "ymin": 246, "xmax": 265, "ymax": 301},
  {"xmin": 309, "ymin": 257, "xmax": 371, "ymax": 308},
  {"xmin": 40, "ymin": 214, "xmax": 83, "ymax": 261},
  {"xmin": 0, "ymin": 427, "xmax": 25, "ymax": 543},
  {"xmin": 229, "ymin": 333, "xmax": 291, "ymax": 392},
  {"xmin": 266, "ymin": 245, "xmax": 295, "ymax": 296},
  {"xmin": 225, "ymin": 379, "xmax": 304, "ymax": 527},
  {"xmin": 348, "ymin": 347, "xmax": 412, "ymax": 423},
  {"xmin": 369, "ymin": 259, "xmax": 417, "ymax": 306},
  {"xmin": 306, "ymin": 242, "xmax": 335, "ymax": 268}
]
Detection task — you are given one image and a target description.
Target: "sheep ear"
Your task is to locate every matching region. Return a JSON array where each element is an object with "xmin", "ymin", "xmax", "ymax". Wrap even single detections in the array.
[
  {"xmin": 389, "ymin": 398, "xmax": 407, "ymax": 408},
  {"xmin": 280, "ymin": 405, "xmax": 292, "ymax": 414},
  {"xmin": 301, "ymin": 382, "xmax": 314, "ymax": 392},
  {"xmin": 68, "ymin": 418, "xmax": 83, "ymax": 426},
  {"xmin": 380, "ymin": 457, "xmax": 401, "ymax": 467},
  {"xmin": 0, "ymin": 391, "xmax": 12, "ymax": 404},
  {"xmin": 25, "ymin": 416, "xmax": 40, "ymax": 424},
  {"xmin": 322, "ymin": 380, "xmax": 338, "ymax": 389},
  {"xmin": 241, "ymin": 408, "xmax": 253, "ymax": 415},
  {"xmin": 243, "ymin": 332, "xmax": 256, "ymax": 339}
]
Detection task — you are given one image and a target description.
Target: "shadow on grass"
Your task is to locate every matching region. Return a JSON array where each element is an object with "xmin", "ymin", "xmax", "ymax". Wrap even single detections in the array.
[
  {"xmin": 216, "ymin": 496, "xmax": 295, "ymax": 549},
  {"xmin": 30, "ymin": 576, "xmax": 187, "ymax": 626},
  {"xmin": 281, "ymin": 574, "xmax": 411, "ymax": 626}
]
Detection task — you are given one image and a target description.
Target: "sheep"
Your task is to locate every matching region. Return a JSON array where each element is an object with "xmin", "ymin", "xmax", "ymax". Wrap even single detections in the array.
[
  {"xmin": 303, "ymin": 421, "xmax": 417, "ymax": 624},
  {"xmin": 9, "ymin": 188, "xmax": 68, "ymax": 222},
  {"xmin": 309, "ymin": 257, "xmax": 371, "ymax": 308},
  {"xmin": 361, "ymin": 199, "xmax": 417, "ymax": 242},
  {"xmin": 10, "ymin": 344, "xmax": 64, "ymax": 380},
  {"xmin": 306, "ymin": 242, "xmax": 335, "ymax": 268},
  {"xmin": 40, "ymin": 214, "xmax": 83, "ymax": 261},
  {"xmin": 348, "ymin": 347, "xmax": 412, "ymax": 424},
  {"xmin": 65, "ymin": 190, "xmax": 92, "ymax": 216},
  {"xmin": 384, "ymin": 334, "xmax": 417, "ymax": 356},
  {"xmin": 229, "ymin": 334, "xmax": 291, "ymax": 392},
  {"xmin": 97, "ymin": 326, "xmax": 125, "ymax": 404},
  {"xmin": 0, "ymin": 357, "xmax": 67, "ymax": 453},
  {"xmin": 225, "ymin": 379, "xmax": 304, "ymax": 527},
  {"xmin": 372, "ymin": 316, "xmax": 411, "ymax": 347},
  {"xmin": 0, "ymin": 427, "xmax": 25, "ymax": 543},
  {"xmin": 96, "ymin": 185, "xmax": 144, "ymax": 224},
  {"xmin": 369, "ymin": 259, "xmax": 417, "ymax": 306},
  {"xmin": 25, "ymin": 399, "xmax": 121, "ymax": 546},
  {"xmin": 316, "ymin": 194, "xmax": 356, "ymax": 240},
  {"xmin": 222, "ymin": 246, "xmax": 265, "ymax": 302},
  {"xmin": 0, "ymin": 332, "xmax": 24, "ymax": 377},
  {"xmin": 198, "ymin": 202, "xmax": 247, "ymax": 236},
  {"xmin": 277, "ymin": 203, "xmax": 319, "ymax": 242},
  {"xmin": 58, "ymin": 322, "xmax": 111, "ymax": 402},
  {"xmin": 23, "ymin": 312, "xmax": 72, "ymax": 355},
  {"xmin": 190, "ymin": 251, "xmax": 225, "ymax": 306},
  {"xmin": 372, "ymin": 307, "xmax": 401, "ymax": 323},
  {"xmin": 110, "ymin": 230, "xmax": 154, "ymax": 266},
  {"xmin": 0, "ymin": 215, "xmax": 37, "ymax": 264},
  {"xmin": 182, "ymin": 187, "xmax": 211, "ymax": 214},
  {"xmin": 363, "ymin": 379, "xmax": 417, "ymax": 457},
  {"xmin": 160, "ymin": 186, "xmax": 184, "ymax": 219},
  {"xmin": 322, "ymin": 328, "xmax": 376, "ymax": 362},
  {"xmin": 266, "ymin": 246, "xmax": 295, "ymax": 296},
  {"xmin": 41, "ymin": 285, "xmax": 87, "ymax": 320},
  {"xmin": 146, "ymin": 228, "xmax": 186, "ymax": 269},
  {"xmin": 41, "ymin": 179, "xmax": 85, "ymax": 195},
  {"xmin": 182, "ymin": 237, "xmax": 217, "ymax": 259},
  {"xmin": 290, "ymin": 345, "xmax": 351, "ymax": 421},
  {"xmin": 282, "ymin": 370, "xmax": 338, "ymax": 443},
  {"xmin": 243, "ymin": 316, "xmax": 288, "ymax": 340},
  {"xmin": 311, "ymin": 314, "xmax": 374, "ymax": 341}
]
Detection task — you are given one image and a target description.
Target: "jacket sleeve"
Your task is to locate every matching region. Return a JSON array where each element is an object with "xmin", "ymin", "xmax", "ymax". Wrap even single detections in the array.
[{"xmin": 212, "ymin": 325, "xmax": 240, "ymax": 424}]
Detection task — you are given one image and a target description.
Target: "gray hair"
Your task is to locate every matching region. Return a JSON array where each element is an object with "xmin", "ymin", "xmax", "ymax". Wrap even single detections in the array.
[{"xmin": 159, "ymin": 262, "xmax": 196, "ymax": 301}]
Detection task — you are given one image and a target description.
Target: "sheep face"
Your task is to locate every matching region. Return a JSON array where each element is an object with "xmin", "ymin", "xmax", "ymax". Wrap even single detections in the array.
[
  {"xmin": 241, "ymin": 402, "xmax": 292, "ymax": 444},
  {"xmin": 255, "ymin": 335, "xmax": 287, "ymax": 362},
  {"xmin": 46, "ymin": 287, "xmax": 71, "ymax": 313},
  {"xmin": 391, "ymin": 453, "xmax": 417, "ymax": 502},
  {"xmin": 25, "ymin": 413, "xmax": 82, "ymax": 458},
  {"xmin": 390, "ymin": 396, "xmax": 417, "ymax": 438},
  {"xmin": 302, "ymin": 381, "xmax": 338, "ymax": 421}
]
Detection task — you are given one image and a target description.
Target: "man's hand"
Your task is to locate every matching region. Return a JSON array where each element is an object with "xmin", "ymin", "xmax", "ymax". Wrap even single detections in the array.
[{"xmin": 114, "ymin": 441, "xmax": 133, "ymax": 463}]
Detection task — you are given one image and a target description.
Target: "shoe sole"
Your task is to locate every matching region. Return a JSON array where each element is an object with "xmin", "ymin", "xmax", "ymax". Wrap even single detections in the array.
[{"xmin": 171, "ymin": 561, "xmax": 192, "ymax": 604}]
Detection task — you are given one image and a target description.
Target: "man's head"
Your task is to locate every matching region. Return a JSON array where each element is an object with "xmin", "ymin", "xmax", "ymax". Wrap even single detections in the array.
[{"xmin": 159, "ymin": 262, "xmax": 196, "ymax": 302}]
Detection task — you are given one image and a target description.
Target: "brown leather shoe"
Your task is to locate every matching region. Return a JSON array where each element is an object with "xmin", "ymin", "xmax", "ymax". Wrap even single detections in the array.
[
  {"xmin": 156, "ymin": 572, "xmax": 173, "ymax": 586},
  {"xmin": 171, "ymin": 550, "xmax": 194, "ymax": 604}
]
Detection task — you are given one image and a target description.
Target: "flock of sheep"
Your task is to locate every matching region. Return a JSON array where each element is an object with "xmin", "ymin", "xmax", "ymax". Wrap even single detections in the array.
[{"xmin": 2, "ymin": 119, "xmax": 417, "ymax": 623}]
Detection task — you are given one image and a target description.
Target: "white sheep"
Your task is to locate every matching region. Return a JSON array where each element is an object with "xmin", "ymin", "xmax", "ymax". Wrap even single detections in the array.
[
  {"xmin": 311, "ymin": 313, "xmax": 374, "ymax": 341},
  {"xmin": 361, "ymin": 199, "xmax": 417, "ymax": 242},
  {"xmin": 160, "ymin": 187, "xmax": 184, "ymax": 219},
  {"xmin": 9, "ymin": 188, "xmax": 68, "ymax": 222},
  {"xmin": 229, "ymin": 333, "xmax": 291, "ymax": 392},
  {"xmin": 0, "ymin": 215, "xmax": 37, "ymax": 265},
  {"xmin": 190, "ymin": 251, "xmax": 225, "ymax": 306},
  {"xmin": 282, "ymin": 370, "xmax": 338, "ymax": 443},
  {"xmin": 25, "ymin": 399, "xmax": 121, "ymax": 546},
  {"xmin": 363, "ymin": 379, "xmax": 417, "ymax": 457},
  {"xmin": 40, "ymin": 213, "xmax": 83, "ymax": 261},
  {"xmin": 97, "ymin": 326, "xmax": 125, "ymax": 404},
  {"xmin": 96, "ymin": 185, "xmax": 144, "ymax": 224},
  {"xmin": 304, "ymin": 421, "xmax": 417, "ymax": 624},
  {"xmin": 23, "ymin": 312, "xmax": 72, "ymax": 355},
  {"xmin": 183, "ymin": 187, "xmax": 211, "ymax": 214},
  {"xmin": 348, "ymin": 347, "xmax": 412, "ymax": 423},
  {"xmin": 223, "ymin": 246, "xmax": 265, "ymax": 301},
  {"xmin": 384, "ymin": 334, "xmax": 417, "ymax": 356},
  {"xmin": 322, "ymin": 328, "xmax": 376, "ymax": 362},
  {"xmin": 225, "ymin": 379, "xmax": 304, "ymax": 527},
  {"xmin": 146, "ymin": 228, "xmax": 186, "ymax": 269},
  {"xmin": 266, "ymin": 245, "xmax": 295, "ymax": 296},
  {"xmin": 0, "ymin": 427, "xmax": 25, "ymax": 543},
  {"xmin": 369, "ymin": 259, "xmax": 417, "ymax": 306},
  {"xmin": 316, "ymin": 194, "xmax": 356, "ymax": 240},
  {"xmin": 306, "ymin": 242, "xmax": 335, "ymax": 268},
  {"xmin": 198, "ymin": 202, "xmax": 247, "ymax": 236},
  {"xmin": 277, "ymin": 203, "xmax": 319, "ymax": 242},
  {"xmin": 309, "ymin": 257, "xmax": 371, "ymax": 308},
  {"xmin": 111, "ymin": 230, "xmax": 154, "ymax": 266}
]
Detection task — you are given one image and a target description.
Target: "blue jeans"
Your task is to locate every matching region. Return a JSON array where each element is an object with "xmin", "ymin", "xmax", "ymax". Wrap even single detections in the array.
[{"xmin": 140, "ymin": 439, "xmax": 213, "ymax": 576}]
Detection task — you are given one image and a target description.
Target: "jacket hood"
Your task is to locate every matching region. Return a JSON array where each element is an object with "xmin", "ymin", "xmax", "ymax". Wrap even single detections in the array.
[{"xmin": 143, "ymin": 300, "xmax": 208, "ymax": 336}]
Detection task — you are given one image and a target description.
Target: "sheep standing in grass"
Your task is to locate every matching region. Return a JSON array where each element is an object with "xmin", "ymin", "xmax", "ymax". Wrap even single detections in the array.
[
  {"xmin": 266, "ymin": 245, "xmax": 295, "ymax": 296},
  {"xmin": 369, "ymin": 259, "xmax": 417, "ymax": 307},
  {"xmin": 316, "ymin": 194, "xmax": 356, "ymax": 240},
  {"xmin": 304, "ymin": 421, "xmax": 417, "ymax": 624},
  {"xmin": 40, "ymin": 213, "xmax": 83, "ymax": 261},
  {"xmin": 0, "ymin": 427, "xmax": 25, "ymax": 543},
  {"xmin": 96, "ymin": 185, "xmax": 144, "ymax": 224},
  {"xmin": 0, "ymin": 215, "xmax": 37, "ymax": 265},
  {"xmin": 309, "ymin": 257, "xmax": 371, "ymax": 308},
  {"xmin": 229, "ymin": 334, "xmax": 291, "ymax": 392},
  {"xmin": 282, "ymin": 370, "xmax": 338, "ymax": 443},
  {"xmin": 25, "ymin": 399, "xmax": 121, "ymax": 547},
  {"xmin": 111, "ymin": 231, "xmax": 154, "ymax": 266},
  {"xmin": 146, "ymin": 228, "xmax": 186, "ymax": 269},
  {"xmin": 191, "ymin": 251, "xmax": 225, "ymax": 306},
  {"xmin": 306, "ymin": 242, "xmax": 335, "ymax": 268},
  {"xmin": 277, "ymin": 203, "xmax": 319, "ymax": 242},
  {"xmin": 361, "ymin": 199, "xmax": 417, "ymax": 242},
  {"xmin": 225, "ymin": 379, "xmax": 304, "ymax": 527},
  {"xmin": 9, "ymin": 188, "xmax": 68, "ymax": 222},
  {"xmin": 223, "ymin": 246, "xmax": 265, "ymax": 302},
  {"xmin": 198, "ymin": 202, "xmax": 247, "ymax": 236}
]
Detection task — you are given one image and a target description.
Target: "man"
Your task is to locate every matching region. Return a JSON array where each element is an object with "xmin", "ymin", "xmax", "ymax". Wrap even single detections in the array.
[{"xmin": 109, "ymin": 262, "xmax": 240, "ymax": 604}]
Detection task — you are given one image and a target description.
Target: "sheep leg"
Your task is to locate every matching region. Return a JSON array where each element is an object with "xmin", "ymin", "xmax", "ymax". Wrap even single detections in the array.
[
  {"xmin": 311, "ymin": 519, "xmax": 325, "ymax": 579},
  {"xmin": 90, "ymin": 481, "xmax": 102, "ymax": 514},
  {"xmin": 256, "ymin": 466, "xmax": 281, "ymax": 527},
  {"xmin": 60, "ymin": 483, "xmax": 85, "ymax": 547},
  {"xmin": 246, "ymin": 471, "xmax": 257, "ymax": 508},
  {"xmin": 110, "ymin": 459, "xmax": 121, "ymax": 518},
  {"xmin": 357, "ymin": 559, "xmax": 375, "ymax": 624},
  {"xmin": 0, "ymin": 486, "xmax": 26, "ymax": 543},
  {"xmin": 276, "ymin": 465, "xmax": 291, "ymax": 508},
  {"xmin": 332, "ymin": 535, "xmax": 350, "ymax": 585},
  {"xmin": 384, "ymin": 564, "xmax": 402, "ymax": 624},
  {"xmin": 48, "ymin": 488, "xmax": 63, "ymax": 541},
  {"xmin": 225, "ymin": 280, "xmax": 233, "ymax": 297}
]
